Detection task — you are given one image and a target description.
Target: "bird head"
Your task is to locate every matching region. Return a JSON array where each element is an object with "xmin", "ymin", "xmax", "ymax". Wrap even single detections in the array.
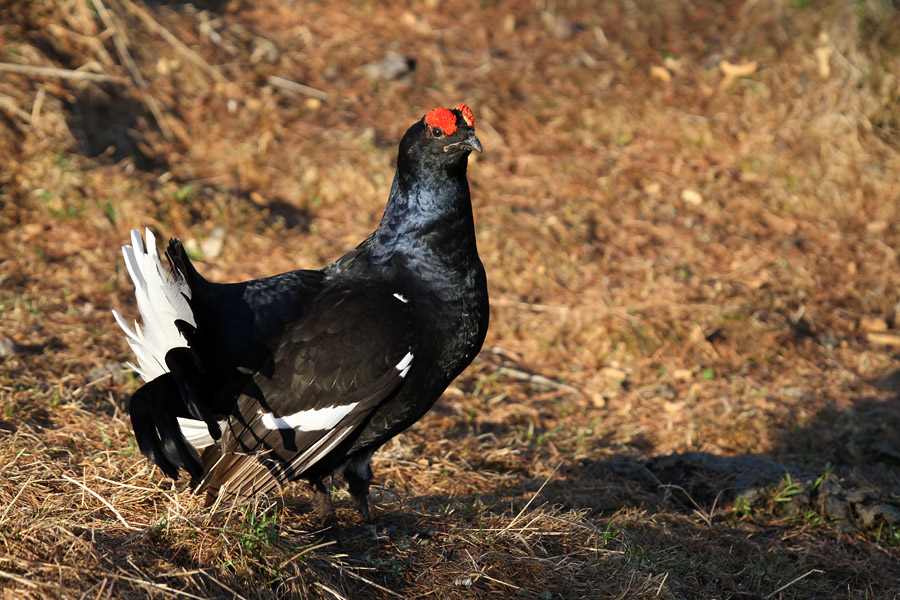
[{"xmin": 398, "ymin": 104, "xmax": 482, "ymax": 172}]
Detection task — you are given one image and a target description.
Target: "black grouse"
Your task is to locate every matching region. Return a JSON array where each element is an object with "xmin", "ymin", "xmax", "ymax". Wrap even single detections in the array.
[{"xmin": 113, "ymin": 104, "xmax": 489, "ymax": 524}]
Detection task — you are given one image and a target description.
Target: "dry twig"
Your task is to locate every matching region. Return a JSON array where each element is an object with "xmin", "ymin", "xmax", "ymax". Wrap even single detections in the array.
[
  {"xmin": 267, "ymin": 76, "xmax": 329, "ymax": 101},
  {"xmin": 316, "ymin": 582, "xmax": 350, "ymax": 600},
  {"xmin": 0, "ymin": 62, "xmax": 128, "ymax": 83},
  {"xmin": 61, "ymin": 474, "xmax": 142, "ymax": 531},
  {"xmin": 765, "ymin": 569, "xmax": 824, "ymax": 599},
  {"xmin": 494, "ymin": 366, "xmax": 581, "ymax": 395},
  {"xmin": 494, "ymin": 462, "xmax": 562, "ymax": 538},
  {"xmin": 331, "ymin": 565, "xmax": 404, "ymax": 598},
  {"xmin": 0, "ymin": 94, "xmax": 31, "ymax": 123}
]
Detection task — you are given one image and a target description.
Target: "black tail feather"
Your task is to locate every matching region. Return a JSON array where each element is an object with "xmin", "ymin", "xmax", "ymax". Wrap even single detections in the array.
[
  {"xmin": 166, "ymin": 238, "xmax": 203, "ymax": 290},
  {"xmin": 129, "ymin": 374, "xmax": 203, "ymax": 481}
]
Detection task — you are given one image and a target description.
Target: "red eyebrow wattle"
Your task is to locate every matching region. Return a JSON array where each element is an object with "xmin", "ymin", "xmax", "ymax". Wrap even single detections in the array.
[
  {"xmin": 457, "ymin": 104, "xmax": 474, "ymax": 128},
  {"xmin": 425, "ymin": 107, "xmax": 457, "ymax": 135}
]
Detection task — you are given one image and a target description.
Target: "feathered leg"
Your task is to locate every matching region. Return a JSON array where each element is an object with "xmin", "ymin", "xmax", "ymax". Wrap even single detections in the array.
[
  {"xmin": 310, "ymin": 478, "xmax": 337, "ymax": 528},
  {"xmin": 345, "ymin": 469, "xmax": 375, "ymax": 524}
]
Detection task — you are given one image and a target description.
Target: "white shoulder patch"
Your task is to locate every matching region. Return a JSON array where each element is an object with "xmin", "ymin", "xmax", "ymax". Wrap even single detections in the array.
[
  {"xmin": 395, "ymin": 351, "xmax": 413, "ymax": 378},
  {"xmin": 259, "ymin": 402, "xmax": 360, "ymax": 431},
  {"xmin": 393, "ymin": 292, "xmax": 409, "ymax": 303}
]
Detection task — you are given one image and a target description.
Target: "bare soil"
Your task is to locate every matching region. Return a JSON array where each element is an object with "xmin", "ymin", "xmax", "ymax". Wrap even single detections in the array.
[{"xmin": 1, "ymin": 0, "xmax": 899, "ymax": 598}]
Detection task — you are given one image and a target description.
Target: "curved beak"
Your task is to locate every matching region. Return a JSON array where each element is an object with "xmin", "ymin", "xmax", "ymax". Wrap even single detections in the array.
[{"xmin": 444, "ymin": 130, "xmax": 483, "ymax": 153}]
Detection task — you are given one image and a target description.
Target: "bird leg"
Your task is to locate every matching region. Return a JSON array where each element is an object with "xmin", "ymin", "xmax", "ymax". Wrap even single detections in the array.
[
  {"xmin": 345, "ymin": 469, "xmax": 376, "ymax": 524},
  {"xmin": 310, "ymin": 478, "xmax": 338, "ymax": 529}
]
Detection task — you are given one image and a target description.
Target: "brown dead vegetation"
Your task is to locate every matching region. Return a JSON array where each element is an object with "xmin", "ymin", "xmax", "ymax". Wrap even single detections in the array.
[{"xmin": 1, "ymin": 0, "xmax": 900, "ymax": 598}]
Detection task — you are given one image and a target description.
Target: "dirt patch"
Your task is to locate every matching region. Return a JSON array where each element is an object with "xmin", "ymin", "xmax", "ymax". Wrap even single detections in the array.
[{"xmin": 1, "ymin": 0, "xmax": 899, "ymax": 598}]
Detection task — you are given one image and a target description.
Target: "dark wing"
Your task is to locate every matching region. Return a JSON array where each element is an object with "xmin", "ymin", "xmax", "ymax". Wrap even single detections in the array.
[
  {"xmin": 166, "ymin": 238, "xmax": 326, "ymax": 376},
  {"xmin": 196, "ymin": 281, "xmax": 419, "ymax": 500}
]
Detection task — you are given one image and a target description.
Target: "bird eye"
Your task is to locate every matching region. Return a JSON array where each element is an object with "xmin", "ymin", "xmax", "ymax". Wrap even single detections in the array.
[{"xmin": 431, "ymin": 127, "xmax": 445, "ymax": 138}]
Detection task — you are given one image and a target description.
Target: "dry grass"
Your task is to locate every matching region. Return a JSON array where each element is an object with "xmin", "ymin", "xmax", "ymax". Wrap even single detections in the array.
[{"xmin": 1, "ymin": 0, "xmax": 900, "ymax": 597}]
